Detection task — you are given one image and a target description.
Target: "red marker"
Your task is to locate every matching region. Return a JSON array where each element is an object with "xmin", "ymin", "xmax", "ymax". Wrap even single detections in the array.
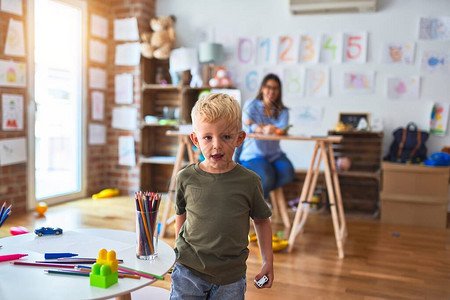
[{"xmin": 0, "ymin": 254, "xmax": 28, "ymax": 262}]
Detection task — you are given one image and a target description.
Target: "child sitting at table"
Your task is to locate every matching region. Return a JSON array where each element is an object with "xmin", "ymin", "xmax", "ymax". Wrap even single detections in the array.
[{"xmin": 170, "ymin": 93, "xmax": 274, "ymax": 299}]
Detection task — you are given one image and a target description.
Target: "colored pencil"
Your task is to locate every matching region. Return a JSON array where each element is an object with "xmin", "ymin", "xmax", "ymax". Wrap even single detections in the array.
[
  {"xmin": 0, "ymin": 202, "xmax": 6, "ymax": 220},
  {"xmin": 45, "ymin": 269, "xmax": 89, "ymax": 277},
  {"xmin": 0, "ymin": 254, "xmax": 27, "ymax": 262},
  {"xmin": 45, "ymin": 253, "xmax": 78, "ymax": 259},
  {"xmin": 118, "ymin": 265, "xmax": 164, "ymax": 280},
  {"xmin": 12, "ymin": 261, "xmax": 77, "ymax": 268},
  {"xmin": 75, "ymin": 267, "xmax": 140, "ymax": 279}
]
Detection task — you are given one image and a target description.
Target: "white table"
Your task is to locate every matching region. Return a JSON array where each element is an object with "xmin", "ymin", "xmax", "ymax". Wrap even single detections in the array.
[{"xmin": 0, "ymin": 229, "xmax": 175, "ymax": 300}]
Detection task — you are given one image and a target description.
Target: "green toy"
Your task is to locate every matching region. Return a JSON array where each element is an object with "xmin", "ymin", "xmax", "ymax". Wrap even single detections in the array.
[{"xmin": 90, "ymin": 263, "xmax": 118, "ymax": 288}]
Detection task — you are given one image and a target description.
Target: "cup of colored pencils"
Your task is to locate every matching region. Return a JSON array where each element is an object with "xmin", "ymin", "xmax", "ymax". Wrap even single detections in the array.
[{"xmin": 135, "ymin": 191, "xmax": 161, "ymax": 260}]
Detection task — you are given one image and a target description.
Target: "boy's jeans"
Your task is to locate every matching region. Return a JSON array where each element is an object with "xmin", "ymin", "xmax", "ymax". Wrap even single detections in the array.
[{"xmin": 170, "ymin": 262, "xmax": 246, "ymax": 300}]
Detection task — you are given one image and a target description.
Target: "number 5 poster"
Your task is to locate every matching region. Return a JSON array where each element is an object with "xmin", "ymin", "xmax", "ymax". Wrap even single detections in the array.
[{"xmin": 343, "ymin": 32, "xmax": 368, "ymax": 63}]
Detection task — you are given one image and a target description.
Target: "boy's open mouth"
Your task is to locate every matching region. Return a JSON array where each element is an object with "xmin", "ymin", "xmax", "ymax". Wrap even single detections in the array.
[{"xmin": 211, "ymin": 154, "xmax": 224, "ymax": 161}]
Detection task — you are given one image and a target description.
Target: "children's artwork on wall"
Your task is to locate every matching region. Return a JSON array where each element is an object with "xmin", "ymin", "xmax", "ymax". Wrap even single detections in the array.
[
  {"xmin": 91, "ymin": 14, "xmax": 108, "ymax": 39},
  {"xmin": 114, "ymin": 73, "xmax": 133, "ymax": 104},
  {"xmin": 381, "ymin": 42, "xmax": 415, "ymax": 64},
  {"xmin": 112, "ymin": 107, "xmax": 137, "ymax": 130},
  {"xmin": 320, "ymin": 33, "xmax": 342, "ymax": 63},
  {"xmin": 262, "ymin": 66, "xmax": 283, "ymax": 82},
  {"xmin": 0, "ymin": 59, "xmax": 26, "ymax": 87},
  {"xmin": 1, "ymin": 0, "xmax": 23, "ymax": 16},
  {"xmin": 115, "ymin": 42, "xmax": 141, "ymax": 66},
  {"xmin": 238, "ymin": 66, "xmax": 261, "ymax": 95},
  {"xmin": 114, "ymin": 17, "xmax": 139, "ymax": 41},
  {"xmin": 283, "ymin": 67, "xmax": 305, "ymax": 98},
  {"xmin": 419, "ymin": 17, "xmax": 450, "ymax": 40},
  {"xmin": 342, "ymin": 71, "xmax": 375, "ymax": 94},
  {"xmin": 91, "ymin": 91, "xmax": 104, "ymax": 121},
  {"xmin": 2, "ymin": 94, "xmax": 23, "ymax": 131},
  {"xmin": 89, "ymin": 67, "xmax": 106, "ymax": 89},
  {"xmin": 88, "ymin": 124, "xmax": 106, "ymax": 145},
  {"xmin": 118, "ymin": 136, "xmax": 136, "ymax": 166},
  {"xmin": 343, "ymin": 32, "xmax": 368, "ymax": 63},
  {"xmin": 0, "ymin": 137, "xmax": 26, "ymax": 166},
  {"xmin": 421, "ymin": 51, "xmax": 449, "ymax": 74},
  {"xmin": 89, "ymin": 40, "xmax": 107, "ymax": 63},
  {"xmin": 386, "ymin": 77, "xmax": 420, "ymax": 99},
  {"xmin": 430, "ymin": 102, "xmax": 449, "ymax": 135},
  {"xmin": 4, "ymin": 19, "xmax": 25, "ymax": 57},
  {"xmin": 256, "ymin": 37, "xmax": 278, "ymax": 65},
  {"xmin": 278, "ymin": 35, "xmax": 299, "ymax": 64},
  {"xmin": 299, "ymin": 35, "xmax": 320, "ymax": 63},
  {"xmin": 291, "ymin": 105, "xmax": 323, "ymax": 127},
  {"xmin": 237, "ymin": 37, "xmax": 257, "ymax": 64},
  {"xmin": 305, "ymin": 67, "xmax": 330, "ymax": 97}
]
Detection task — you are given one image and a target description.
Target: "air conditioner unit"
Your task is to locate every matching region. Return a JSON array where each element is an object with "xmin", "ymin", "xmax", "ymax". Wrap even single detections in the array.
[{"xmin": 290, "ymin": 0, "xmax": 377, "ymax": 15}]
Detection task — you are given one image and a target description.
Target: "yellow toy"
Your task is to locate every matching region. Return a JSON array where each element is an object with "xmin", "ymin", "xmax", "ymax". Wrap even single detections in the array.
[
  {"xmin": 248, "ymin": 233, "xmax": 289, "ymax": 252},
  {"xmin": 35, "ymin": 202, "xmax": 48, "ymax": 216},
  {"xmin": 92, "ymin": 188, "xmax": 119, "ymax": 199}
]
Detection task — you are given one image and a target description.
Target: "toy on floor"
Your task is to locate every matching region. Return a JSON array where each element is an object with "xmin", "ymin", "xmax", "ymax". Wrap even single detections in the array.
[
  {"xmin": 90, "ymin": 249, "xmax": 118, "ymax": 288},
  {"xmin": 248, "ymin": 231, "xmax": 289, "ymax": 252},
  {"xmin": 36, "ymin": 202, "xmax": 48, "ymax": 216},
  {"xmin": 92, "ymin": 189, "xmax": 119, "ymax": 199}
]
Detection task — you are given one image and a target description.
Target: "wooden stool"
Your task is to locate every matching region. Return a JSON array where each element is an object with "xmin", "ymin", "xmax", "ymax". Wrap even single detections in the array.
[{"xmin": 269, "ymin": 187, "xmax": 291, "ymax": 229}]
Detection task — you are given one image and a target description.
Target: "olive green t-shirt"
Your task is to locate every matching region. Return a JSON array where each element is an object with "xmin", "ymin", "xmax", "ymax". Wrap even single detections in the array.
[{"xmin": 174, "ymin": 163, "xmax": 271, "ymax": 285}]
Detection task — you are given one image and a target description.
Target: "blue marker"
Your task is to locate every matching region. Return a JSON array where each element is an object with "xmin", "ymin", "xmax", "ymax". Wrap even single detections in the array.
[{"xmin": 45, "ymin": 253, "xmax": 78, "ymax": 259}]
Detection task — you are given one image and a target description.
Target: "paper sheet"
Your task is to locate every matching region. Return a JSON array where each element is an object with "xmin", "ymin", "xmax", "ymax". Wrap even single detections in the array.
[
  {"xmin": 341, "ymin": 71, "xmax": 375, "ymax": 94},
  {"xmin": 0, "ymin": 59, "xmax": 26, "ymax": 87},
  {"xmin": 91, "ymin": 14, "xmax": 108, "ymax": 39},
  {"xmin": 115, "ymin": 73, "xmax": 134, "ymax": 104},
  {"xmin": 4, "ymin": 19, "xmax": 25, "ymax": 57},
  {"xmin": 430, "ymin": 102, "xmax": 449, "ymax": 136},
  {"xmin": 115, "ymin": 42, "xmax": 141, "ymax": 66},
  {"xmin": 381, "ymin": 42, "xmax": 415, "ymax": 64},
  {"xmin": 1, "ymin": 0, "xmax": 23, "ymax": 16},
  {"xmin": 112, "ymin": 106, "xmax": 137, "ymax": 130},
  {"xmin": 89, "ymin": 67, "xmax": 106, "ymax": 90},
  {"xmin": 2, "ymin": 93, "xmax": 23, "ymax": 130},
  {"xmin": 0, "ymin": 137, "xmax": 26, "ymax": 166},
  {"xmin": 119, "ymin": 136, "xmax": 136, "ymax": 166},
  {"xmin": 91, "ymin": 91, "xmax": 104, "ymax": 120},
  {"xmin": 89, "ymin": 123, "xmax": 106, "ymax": 145},
  {"xmin": 291, "ymin": 105, "xmax": 324, "ymax": 128},
  {"xmin": 419, "ymin": 17, "xmax": 450, "ymax": 40},
  {"xmin": 114, "ymin": 17, "xmax": 139, "ymax": 41},
  {"xmin": 305, "ymin": 67, "xmax": 330, "ymax": 97},
  {"xmin": 386, "ymin": 77, "xmax": 420, "ymax": 99},
  {"xmin": 89, "ymin": 40, "xmax": 107, "ymax": 63}
]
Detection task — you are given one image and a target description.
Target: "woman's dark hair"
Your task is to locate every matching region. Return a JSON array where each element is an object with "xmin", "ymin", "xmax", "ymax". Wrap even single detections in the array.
[{"xmin": 255, "ymin": 73, "xmax": 285, "ymax": 119}]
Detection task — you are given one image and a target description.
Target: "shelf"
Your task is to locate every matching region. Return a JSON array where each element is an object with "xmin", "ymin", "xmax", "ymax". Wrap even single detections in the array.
[
  {"xmin": 140, "ymin": 156, "xmax": 177, "ymax": 165},
  {"xmin": 142, "ymin": 83, "xmax": 181, "ymax": 91},
  {"xmin": 140, "ymin": 122, "xmax": 178, "ymax": 128}
]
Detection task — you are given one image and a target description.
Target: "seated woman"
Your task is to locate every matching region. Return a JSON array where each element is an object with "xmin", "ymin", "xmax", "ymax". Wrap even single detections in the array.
[{"xmin": 238, "ymin": 73, "xmax": 295, "ymax": 201}]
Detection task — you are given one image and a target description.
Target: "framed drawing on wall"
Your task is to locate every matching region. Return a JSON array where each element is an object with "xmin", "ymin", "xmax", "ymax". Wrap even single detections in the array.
[{"xmin": 338, "ymin": 112, "xmax": 370, "ymax": 129}]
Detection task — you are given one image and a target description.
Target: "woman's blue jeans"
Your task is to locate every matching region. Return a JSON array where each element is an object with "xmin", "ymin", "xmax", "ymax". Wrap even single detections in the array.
[{"xmin": 240, "ymin": 155, "xmax": 295, "ymax": 199}]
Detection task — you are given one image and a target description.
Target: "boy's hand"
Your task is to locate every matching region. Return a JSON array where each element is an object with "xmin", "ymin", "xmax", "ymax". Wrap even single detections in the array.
[{"xmin": 254, "ymin": 262, "xmax": 273, "ymax": 288}]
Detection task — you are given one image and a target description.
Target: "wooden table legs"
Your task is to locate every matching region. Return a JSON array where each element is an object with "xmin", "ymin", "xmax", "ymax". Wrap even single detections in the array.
[
  {"xmin": 287, "ymin": 141, "xmax": 346, "ymax": 258},
  {"xmin": 159, "ymin": 136, "xmax": 195, "ymax": 238}
]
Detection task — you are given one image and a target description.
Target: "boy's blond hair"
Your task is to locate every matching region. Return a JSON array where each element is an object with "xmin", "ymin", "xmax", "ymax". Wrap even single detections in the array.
[{"xmin": 191, "ymin": 93, "xmax": 242, "ymax": 131}]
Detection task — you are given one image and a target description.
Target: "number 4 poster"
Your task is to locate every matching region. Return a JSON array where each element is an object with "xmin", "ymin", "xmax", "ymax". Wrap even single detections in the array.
[{"xmin": 343, "ymin": 32, "xmax": 368, "ymax": 63}]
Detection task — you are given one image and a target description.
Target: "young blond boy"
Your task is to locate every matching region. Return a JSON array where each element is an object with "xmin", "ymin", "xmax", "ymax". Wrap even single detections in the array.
[{"xmin": 170, "ymin": 93, "xmax": 273, "ymax": 299}]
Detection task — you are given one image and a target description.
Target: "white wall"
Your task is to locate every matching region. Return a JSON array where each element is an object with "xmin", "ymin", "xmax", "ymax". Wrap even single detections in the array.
[{"xmin": 157, "ymin": 0, "xmax": 450, "ymax": 169}]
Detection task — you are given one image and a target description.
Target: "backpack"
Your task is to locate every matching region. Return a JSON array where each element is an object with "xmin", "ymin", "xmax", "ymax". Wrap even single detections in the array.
[{"xmin": 384, "ymin": 122, "xmax": 429, "ymax": 163}]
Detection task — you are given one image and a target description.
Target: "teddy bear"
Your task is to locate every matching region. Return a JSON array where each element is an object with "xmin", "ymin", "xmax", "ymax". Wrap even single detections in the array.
[
  {"xmin": 141, "ymin": 15, "xmax": 176, "ymax": 60},
  {"xmin": 208, "ymin": 66, "xmax": 233, "ymax": 88}
]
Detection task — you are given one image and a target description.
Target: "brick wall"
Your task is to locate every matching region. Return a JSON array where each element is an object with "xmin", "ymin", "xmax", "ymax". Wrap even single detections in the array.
[
  {"xmin": 0, "ymin": 0, "xmax": 156, "ymax": 212},
  {"xmin": 0, "ymin": 1, "xmax": 28, "ymax": 212}
]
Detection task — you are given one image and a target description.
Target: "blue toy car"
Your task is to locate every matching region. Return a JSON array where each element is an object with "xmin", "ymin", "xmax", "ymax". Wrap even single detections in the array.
[{"xmin": 34, "ymin": 227, "xmax": 63, "ymax": 236}]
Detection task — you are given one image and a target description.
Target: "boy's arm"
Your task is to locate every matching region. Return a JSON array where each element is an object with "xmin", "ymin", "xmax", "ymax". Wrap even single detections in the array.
[
  {"xmin": 175, "ymin": 213, "xmax": 186, "ymax": 238},
  {"xmin": 253, "ymin": 218, "xmax": 274, "ymax": 288}
]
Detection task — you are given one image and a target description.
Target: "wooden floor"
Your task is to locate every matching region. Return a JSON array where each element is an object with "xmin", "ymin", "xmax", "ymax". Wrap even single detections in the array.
[{"xmin": 1, "ymin": 196, "xmax": 449, "ymax": 300}]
